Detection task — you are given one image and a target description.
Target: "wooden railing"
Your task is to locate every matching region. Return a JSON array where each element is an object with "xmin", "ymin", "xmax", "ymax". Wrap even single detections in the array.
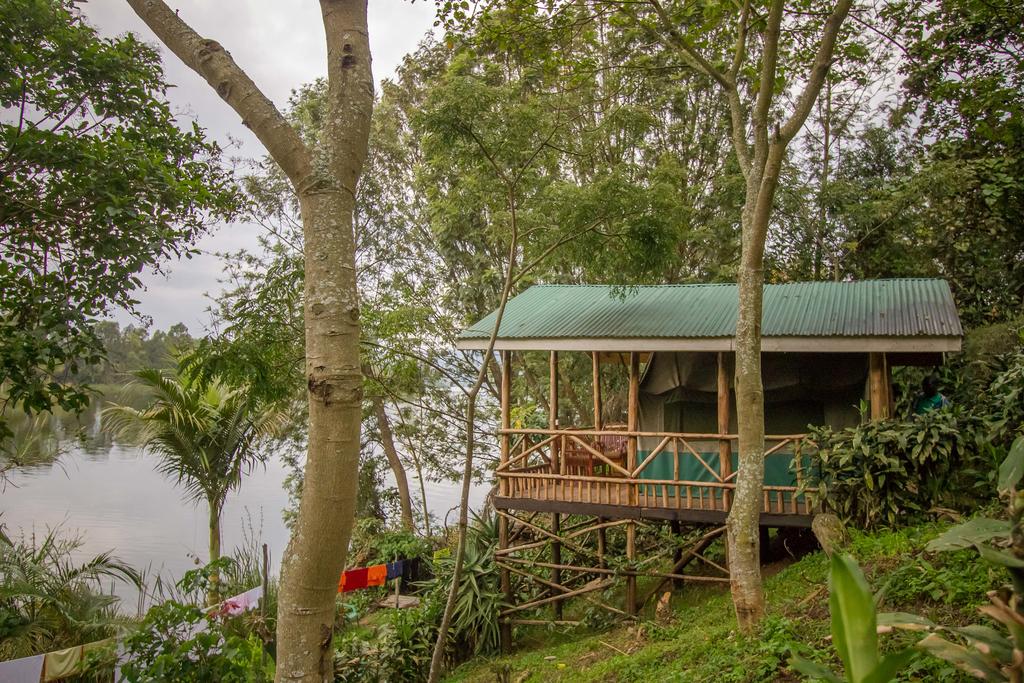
[{"xmin": 497, "ymin": 428, "xmax": 815, "ymax": 516}]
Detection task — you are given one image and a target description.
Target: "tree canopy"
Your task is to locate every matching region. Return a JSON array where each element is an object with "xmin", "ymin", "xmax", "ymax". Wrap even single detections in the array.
[{"xmin": 0, "ymin": 0, "xmax": 238, "ymax": 441}]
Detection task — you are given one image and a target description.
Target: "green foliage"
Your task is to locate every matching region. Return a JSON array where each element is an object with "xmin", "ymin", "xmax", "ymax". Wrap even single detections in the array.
[
  {"xmin": 878, "ymin": 550, "xmax": 1001, "ymax": 608},
  {"xmin": 428, "ymin": 510, "xmax": 502, "ymax": 659},
  {"xmin": 334, "ymin": 595, "xmax": 442, "ymax": 683},
  {"xmin": 347, "ymin": 518, "xmax": 431, "ymax": 567},
  {"xmin": 790, "ymin": 554, "xmax": 915, "ymax": 683},
  {"xmin": 103, "ymin": 367, "xmax": 288, "ymax": 601},
  {"xmin": 0, "ymin": 0, "xmax": 239, "ymax": 439},
  {"xmin": 810, "ymin": 408, "xmax": 998, "ymax": 528},
  {"xmin": 332, "ymin": 512, "xmax": 500, "ymax": 682},
  {"xmin": 0, "ymin": 527, "xmax": 140, "ymax": 660},
  {"xmin": 119, "ymin": 595, "xmax": 269, "ymax": 682},
  {"xmin": 103, "ymin": 367, "xmax": 288, "ymax": 513},
  {"xmin": 72, "ymin": 322, "xmax": 194, "ymax": 386},
  {"xmin": 813, "ymin": 344, "xmax": 1024, "ymax": 528},
  {"xmin": 876, "ymin": 439, "xmax": 1024, "ymax": 681}
]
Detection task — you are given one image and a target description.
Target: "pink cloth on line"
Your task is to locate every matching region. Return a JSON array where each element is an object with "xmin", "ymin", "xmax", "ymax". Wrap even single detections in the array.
[
  {"xmin": 0, "ymin": 653, "xmax": 44, "ymax": 682},
  {"xmin": 215, "ymin": 586, "xmax": 264, "ymax": 617}
]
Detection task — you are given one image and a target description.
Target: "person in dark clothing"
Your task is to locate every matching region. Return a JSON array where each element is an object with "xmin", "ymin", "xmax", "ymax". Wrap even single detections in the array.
[{"xmin": 914, "ymin": 373, "xmax": 950, "ymax": 415}]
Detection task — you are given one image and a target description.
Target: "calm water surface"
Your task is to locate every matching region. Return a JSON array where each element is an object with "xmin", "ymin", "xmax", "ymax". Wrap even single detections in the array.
[{"xmin": 1, "ymin": 403, "xmax": 487, "ymax": 608}]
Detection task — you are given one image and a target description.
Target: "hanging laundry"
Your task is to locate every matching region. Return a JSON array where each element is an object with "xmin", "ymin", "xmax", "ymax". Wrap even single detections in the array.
[
  {"xmin": 366, "ymin": 564, "xmax": 387, "ymax": 587},
  {"xmin": 43, "ymin": 645, "xmax": 83, "ymax": 681},
  {"xmin": 212, "ymin": 585, "xmax": 264, "ymax": 617},
  {"xmin": 0, "ymin": 653, "xmax": 44, "ymax": 682},
  {"xmin": 338, "ymin": 566, "xmax": 369, "ymax": 593},
  {"xmin": 385, "ymin": 560, "xmax": 403, "ymax": 581}
]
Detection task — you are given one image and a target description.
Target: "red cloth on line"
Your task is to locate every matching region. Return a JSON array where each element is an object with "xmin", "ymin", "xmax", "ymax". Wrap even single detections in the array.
[{"xmin": 338, "ymin": 567, "xmax": 369, "ymax": 593}]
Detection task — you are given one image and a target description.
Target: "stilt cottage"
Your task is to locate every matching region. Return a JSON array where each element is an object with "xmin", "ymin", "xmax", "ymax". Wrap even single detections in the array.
[{"xmin": 456, "ymin": 278, "xmax": 962, "ymax": 636}]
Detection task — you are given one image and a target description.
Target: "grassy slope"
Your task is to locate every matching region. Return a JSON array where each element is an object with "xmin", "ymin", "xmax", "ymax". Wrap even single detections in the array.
[{"xmin": 448, "ymin": 522, "xmax": 1001, "ymax": 683}]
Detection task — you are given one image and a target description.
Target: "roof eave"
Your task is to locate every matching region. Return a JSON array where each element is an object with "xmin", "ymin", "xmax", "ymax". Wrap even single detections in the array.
[{"xmin": 454, "ymin": 335, "xmax": 963, "ymax": 353}]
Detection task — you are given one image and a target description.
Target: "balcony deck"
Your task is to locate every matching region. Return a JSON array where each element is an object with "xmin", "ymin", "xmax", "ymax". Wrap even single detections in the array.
[{"xmin": 495, "ymin": 428, "xmax": 816, "ymax": 527}]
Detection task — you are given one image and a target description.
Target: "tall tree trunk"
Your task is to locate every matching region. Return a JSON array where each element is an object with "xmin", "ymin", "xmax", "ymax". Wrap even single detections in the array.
[
  {"xmin": 124, "ymin": 1, "xmax": 374, "ymax": 679},
  {"xmin": 208, "ymin": 500, "xmax": 222, "ymax": 605},
  {"xmin": 648, "ymin": 0, "xmax": 853, "ymax": 634},
  {"xmin": 726, "ymin": 147, "xmax": 782, "ymax": 628},
  {"xmin": 373, "ymin": 395, "xmax": 415, "ymax": 532},
  {"xmin": 279, "ymin": 2, "xmax": 373, "ymax": 677}
]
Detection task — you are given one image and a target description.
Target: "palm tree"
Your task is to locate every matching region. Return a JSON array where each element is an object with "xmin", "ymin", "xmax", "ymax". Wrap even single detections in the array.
[
  {"xmin": 0, "ymin": 528, "xmax": 141, "ymax": 660},
  {"xmin": 104, "ymin": 368, "xmax": 288, "ymax": 603}
]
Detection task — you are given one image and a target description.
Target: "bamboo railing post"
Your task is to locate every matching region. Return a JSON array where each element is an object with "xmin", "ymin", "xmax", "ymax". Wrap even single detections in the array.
[{"xmin": 498, "ymin": 351, "xmax": 512, "ymax": 650}]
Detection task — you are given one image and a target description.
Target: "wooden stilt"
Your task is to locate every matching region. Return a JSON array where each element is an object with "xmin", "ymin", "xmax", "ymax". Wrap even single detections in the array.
[
  {"xmin": 626, "ymin": 520, "xmax": 637, "ymax": 617},
  {"xmin": 717, "ymin": 352, "xmax": 732, "ymax": 510},
  {"xmin": 639, "ymin": 526, "xmax": 727, "ymax": 608},
  {"xmin": 626, "ymin": 352, "xmax": 639, "ymax": 617},
  {"xmin": 498, "ymin": 514, "xmax": 512, "ymax": 651},
  {"xmin": 591, "ymin": 356, "xmax": 608, "ymax": 573},
  {"xmin": 669, "ymin": 520, "xmax": 682, "ymax": 590},
  {"xmin": 551, "ymin": 512, "xmax": 562, "ymax": 619}
]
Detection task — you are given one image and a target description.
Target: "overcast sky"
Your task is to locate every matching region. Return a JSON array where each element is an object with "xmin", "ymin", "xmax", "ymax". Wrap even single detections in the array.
[{"xmin": 85, "ymin": 0, "xmax": 436, "ymax": 332}]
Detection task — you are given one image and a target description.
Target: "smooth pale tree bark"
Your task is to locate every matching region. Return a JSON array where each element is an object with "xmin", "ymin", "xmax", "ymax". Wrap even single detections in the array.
[
  {"xmin": 649, "ymin": 0, "xmax": 853, "ymax": 631},
  {"xmin": 372, "ymin": 394, "xmax": 415, "ymax": 531},
  {"xmin": 124, "ymin": 1, "xmax": 373, "ymax": 679}
]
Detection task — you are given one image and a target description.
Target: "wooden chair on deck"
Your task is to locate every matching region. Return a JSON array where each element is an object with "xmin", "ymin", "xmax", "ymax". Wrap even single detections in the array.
[{"xmin": 560, "ymin": 425, "xmax": 628, "ymax": 476}]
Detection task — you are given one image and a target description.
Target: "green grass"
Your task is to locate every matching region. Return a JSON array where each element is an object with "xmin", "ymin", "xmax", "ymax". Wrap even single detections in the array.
[{"xmin": 446, "ymin": 521, "xmax": 997, "ymax": 683}]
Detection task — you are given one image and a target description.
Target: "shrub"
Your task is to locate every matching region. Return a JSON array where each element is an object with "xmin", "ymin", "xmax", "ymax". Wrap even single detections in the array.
[
  {"xmin": 811, "ymin": 339, "xmax": 1024, "ymax": 528},
  {"xmin": 119, "ymin": 563, "xmax": 271, "ymax": 683},
  {"xmin": 119, "ymin": 600, "xmax": 269, "ymax": 683},
  {"xmin": 332, "ymin": 511, "xmax": 500, "ymax": 682},
  {"xmin": 346, "ymin": 517, "xmax": 432, "ymax": 567},
  {"xmin": 0, "ymin": 528, "xmax": 140, "ymax": 660},
  {"xmin": 810, "ymin": 408, "xmax": 998, "ymax": 527}
]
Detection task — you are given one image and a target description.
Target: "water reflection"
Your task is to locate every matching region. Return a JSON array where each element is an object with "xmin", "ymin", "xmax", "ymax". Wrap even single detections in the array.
[{"xmin": 1, "ymin": 395, "xmax": 488, "ymax": 610}]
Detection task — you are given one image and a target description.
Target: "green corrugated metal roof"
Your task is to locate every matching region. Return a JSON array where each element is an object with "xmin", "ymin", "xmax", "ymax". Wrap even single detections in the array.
[{"xmin": 458, "ymin": 279, "xmax": 962, "ymax": 341}]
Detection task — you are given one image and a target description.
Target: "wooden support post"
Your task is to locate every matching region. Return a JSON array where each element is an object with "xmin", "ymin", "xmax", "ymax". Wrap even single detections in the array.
[
  {"xmin": 759, "ymin": 526, "xmax": 771, "ymax": 563},
  {"xmin": 592, "ymin": 353, "xmax": 607, "ymax": 571},
  {"xmin": 498, "ymin": 515, "xmax": 512, "ymax": 650},
  {"xmin": 869, "ymin": 352, "xmax": 890, "ymax": 420},
  {"xmin": 551, "ymin": 512, "xmax": 562, "ymax": 620},
  {"xmin": 549, "ymin": 350, "xmax": 562, "ymax": 620},
  {"xmin": 669, "ymin": 520, "xmax": 682, "ymax": 589},
  {"xmin": 498, "ymin": 351, "xmax": 513, "ymax": 651},
  {"xmin": 627, "ymin": 352, "xmax": 639, "ymax": 505},
  {"xmin": 717, "ymin": 352, "xmax": 732, "ymax": 511},
  {"xmin": 626, "ymin": 520, "xmax": 637, "ymax": 617}
]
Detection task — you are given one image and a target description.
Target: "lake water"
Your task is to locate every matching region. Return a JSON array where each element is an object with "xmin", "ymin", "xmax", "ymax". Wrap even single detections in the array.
[{"xmin": 0, "ymin": 404, "xmax": 488, "ymax": 610}]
